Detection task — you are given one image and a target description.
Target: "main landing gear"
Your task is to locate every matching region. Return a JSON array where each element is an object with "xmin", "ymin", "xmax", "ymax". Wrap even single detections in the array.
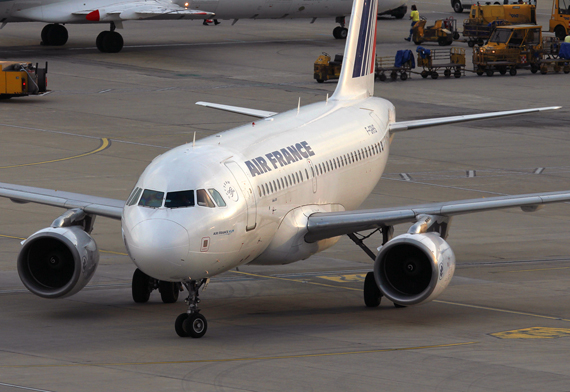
[
  {"xmin": 96, "ymin": 22, "xmax": 124, "ymax": 53},
  {"xmin": 333, "ymin": 16, "xmax": 348, "ymax": 39},
  {"xmin": 347, "ymin": 226, "xmax": 406, "ymax": 309},
  {"xmin": 41, "ymin": 24, "xmax": 68, "ymax": 46},
  {"xmin": 132, "ymin": 268, "xmax": 182, "ymax": 304},
  {"xmin": 175, "ymin": 279, "xmax": 209, "ymax": 338}
]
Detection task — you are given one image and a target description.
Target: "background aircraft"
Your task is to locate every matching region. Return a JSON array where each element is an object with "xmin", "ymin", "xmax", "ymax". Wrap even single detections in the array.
[
  {"xmin": 0, "ymin": 0, "xmax": 407, "ymax": 52},
  {"xmin": 1, "ymin": 0, "xmax": 567, "ymax": 339}
]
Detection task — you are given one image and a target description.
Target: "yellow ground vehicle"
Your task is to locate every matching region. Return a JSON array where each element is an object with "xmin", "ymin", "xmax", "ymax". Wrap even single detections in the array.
[
  {"xmin": 412, "ymin": 17, "xmax": 460, "ymax": 46},
  {"xmin": 473, "ymin": 25, "xmax": 569, "ymax": 75},
  {"xmin": 0, "ymin": 61, "xmax": 48, "ymax": 99},
  {"xmin": 463, "ymin": 3, "xmax": 536, "ymax": 47},
  {"xmin": 313, "ymin": 53, "xmax": 342, "ymax": 83},
  {"xmin": 550, "ymin": 0, "xmax": 570, "ymax": 39}
]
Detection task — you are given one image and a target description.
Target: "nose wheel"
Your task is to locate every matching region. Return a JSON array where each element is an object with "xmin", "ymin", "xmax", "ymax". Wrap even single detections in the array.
[{"xmin": 175, "ymin": 279, "xmax": 209, "ymax": 338}]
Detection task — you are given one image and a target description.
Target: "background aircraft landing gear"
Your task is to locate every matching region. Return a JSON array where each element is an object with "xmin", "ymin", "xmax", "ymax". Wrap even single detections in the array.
[
  {"xmin": 131, "ymin": 268, "xmax": 181, "ymax": 303},
  {"xmin": 175, "ymin": 279, "xmax": 209, "ymax": 338},
  {"xmin": 41, "ymin": 24, "xmax": 68, "ymax": 46},
  {"xmin": 333, "ymin": 17, "xmax": 348, "ymax": 39},
  {"xmin": 96, "ymin": 22, "xmax": 124, "ymax": 53}
]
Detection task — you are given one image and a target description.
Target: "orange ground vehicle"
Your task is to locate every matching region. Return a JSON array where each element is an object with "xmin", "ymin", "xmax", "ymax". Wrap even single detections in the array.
[
  {"xmin": 550, "ymin": 0, "xmax": 570, "ymax": 39},
  {"xmin": 0, "ymin": 61, "xmax": 48, "ymax": 99}
]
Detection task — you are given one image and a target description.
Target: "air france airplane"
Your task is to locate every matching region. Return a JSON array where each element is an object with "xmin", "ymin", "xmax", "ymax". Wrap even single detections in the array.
[
  {"xmin": 0, "ymin": 0, "xmax": 407, "ymax": 53},
  {"xmin": 1, "ymin": 0, "xmax": 568, "ymax": 338}
]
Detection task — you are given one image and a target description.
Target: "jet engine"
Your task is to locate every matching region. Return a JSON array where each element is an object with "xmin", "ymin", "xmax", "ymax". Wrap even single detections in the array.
[
  {"xmin": 374, "ymin": 232, "xmax": 455, "ymax": 306},
  {"xmin": 17, "ymin": 226, "xmax": 99, "ymax": 299}
]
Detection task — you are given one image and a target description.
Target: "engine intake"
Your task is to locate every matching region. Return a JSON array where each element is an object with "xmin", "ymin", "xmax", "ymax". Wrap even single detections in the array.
[
  {"xmin": 18, "ymin": 226, "xmax": 99, "ymax": 298},
  {"xmin": 374, "ymin": 233, "xmax": 455, "ymax": 306}
]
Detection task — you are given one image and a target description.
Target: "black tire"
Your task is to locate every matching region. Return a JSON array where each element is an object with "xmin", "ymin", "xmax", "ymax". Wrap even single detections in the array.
[
  {"xmin": 332, "ymin": 26, "xmax": 341, "ymax": 39},
  {"xmin": 468, "ymin": 40, "xmax": 474, "ymax": 48},
  {"xmin": 499, "ymin": 66, "xmax": 507, "ymax": 75},
  {"xmin": 421, "ymin": 70, "xmax": 428, "ymax": 78},
  {"xmin": 175, "ymin": 313, "xmax": 189, "ymax": 337},
  {"xmin": 431, "ymin": 72, "xmax": 438, "ymax": 79},
  {"xmin": 96, "ymin": 31, "xmax": 110, "ymax": 52},
  {"xmin": 453, "ymin": 32, "xmax": 460, "ymax": 40},
  {"xmin": 509, "ymin": 67, "xmax": 517, "ymax": 76},
  {"xmin": 413, "ymin": 40, "xmax": 422, "ymax": 45},
  {"xmin": 438, "ymin": 38, "xmax": 446, "ymax": 46},
  {"xmin": 486, "ymin": 69, "xmax": 494, "ymax": 76},
  {"xmin": 444, "ymin": 69, "xmax": 451, "ymax": 77},
  {"xmin": 339, "ymin": 28, "xmax": 348, "ymax": 39},
  {"xmin": 477, "ymin": 38, "xmax": 484, "ymax": 46},
  {"xmin": 102, "ymin": 31, "xmax": 124, "ymax": 53},
  {"xmin": 47, "ymin": 24, "xmax": 68, "ymax": 46},
  {"xmin": 363, "ymin": 272, "xmax": 381, "ymax": 307},
  {"xmin": 564, "ymin": 66, "xmax": 570, "ymax": 74},
  {"xmin": 159, "ymin": 281, "xmax": 180, "ymax": 303},
  {"xmin": 132, "ymin": 268, "xmax": 152, "ymax": 303},
  {"xmin": 452, "ymin": 0, "xmax": 463, "ymax": 13},
  {"xmin": 400, "ymin": 72, "xmax": 408, "ymax": 81},
  {"xmin": 390, "ymin": 71, "xmax": 397, "ymax": 81},
  {"xmin": 41, "ymin": 24, "xmax": 54, "ymax": 45},
  {"xmin": 554, "ymin": 25, "xmax": 566, "ymax": 40},
  {"xmin": 316, "ymin": 79, "xmax": 324, "ymax": 83},
  {"xmin": 530, "ymin": 64, "xmax": 538, "ymax": 74},
  {"xmin": 476, "ymin": 68, "xmax": 484, "ymax": 76},
  {"xmin": 379, "ymin": 73, "xmax": 387, "ymax": 81},
  {"xmin": 183, "ymin": 313, "xmax": 208, "ymax": 338},
  {"xmin": 454, "ymin": 71, "xmax": 461, "ymax": 78}
]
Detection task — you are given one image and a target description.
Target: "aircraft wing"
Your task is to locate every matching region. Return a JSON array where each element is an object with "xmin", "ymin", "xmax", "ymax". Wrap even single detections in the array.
[
  {"xmin": 73, "ymin": 1, "xmax": 214, "ymax": 21},
  {"xmin": 196, "ymin": 102, "xmax": 278, "ymax": 118},
  {"xmin": 305, "ymin": 190, "xmax": 570, "ymax": 242},
  {"xmin": 0, "ymin": 182, "xmax": 124, "ymax": 220},
  {"xmin": 389, "ymin": 106, "xmax": 561, "ymax": 132}
]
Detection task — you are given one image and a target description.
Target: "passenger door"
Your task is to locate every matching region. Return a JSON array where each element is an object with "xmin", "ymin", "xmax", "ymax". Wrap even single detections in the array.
[{"xmin": 225, "ymin": 161, "xmax": 257, "ymax": 231}]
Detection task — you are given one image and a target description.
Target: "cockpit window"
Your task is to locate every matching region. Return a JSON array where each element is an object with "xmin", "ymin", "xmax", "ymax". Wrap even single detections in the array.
[
  {"xmin": 208, "ymin": 188, "xmax": 226, "ymax": 207},
  {"xmin": 138, "ymin": 189, "xmax": 164, "ymax": 208},
  {"xmin": 165, "ymin": 190, "xmax": 195, "ymax": 208},
  {"xmin": 197, "ymin": 189, "xmax": 216, "ymax": 208},
  {"xmin": 126, "ymin": 187, "xmax": 143, "ymax": 206}
]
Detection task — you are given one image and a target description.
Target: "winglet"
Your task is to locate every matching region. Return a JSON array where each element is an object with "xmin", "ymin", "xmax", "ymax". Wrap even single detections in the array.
[{"xmin": 330, "ymin": 0, "xmax": 378, "ymax": 102}]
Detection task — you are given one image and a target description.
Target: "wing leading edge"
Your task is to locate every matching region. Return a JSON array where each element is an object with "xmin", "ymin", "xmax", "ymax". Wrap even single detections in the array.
[
  {"xmin": 0, "ymin": 182, "xmax": 124, "ymax": 220},
  {"xmin": 305, "ymin": 190, "xmax": 570, "ymax": 243}
]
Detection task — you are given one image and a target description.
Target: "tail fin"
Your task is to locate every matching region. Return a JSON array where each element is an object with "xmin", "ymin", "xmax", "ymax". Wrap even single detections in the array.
[{"xmin": 330, "ymin": 0, "xmax": 378, "ymax": 101}]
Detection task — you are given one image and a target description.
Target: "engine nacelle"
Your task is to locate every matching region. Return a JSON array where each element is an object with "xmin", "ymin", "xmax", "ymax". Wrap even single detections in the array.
[
  {"xmin": 374, "ymin": 233, "xmax": 455, "ymax": 306},
  {"xmin": 17, "ymin": 226, "xmax": 99, "ymax": 299}
]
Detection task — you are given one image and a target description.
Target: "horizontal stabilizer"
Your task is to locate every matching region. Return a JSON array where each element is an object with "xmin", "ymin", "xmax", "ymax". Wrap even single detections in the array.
[
  {"xmin": 196, "ymin": 101, "xmax": 278, "ymax": 118},
  {"xmin": 389, "ymin": 106, "xmax": 561, "ymax": 133}
]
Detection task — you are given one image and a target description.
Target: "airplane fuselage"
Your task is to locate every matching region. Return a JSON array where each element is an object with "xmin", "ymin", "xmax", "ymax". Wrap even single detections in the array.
[{"xmin": 122, "ymin": 96, "xmax": 395, "ymax": 282}]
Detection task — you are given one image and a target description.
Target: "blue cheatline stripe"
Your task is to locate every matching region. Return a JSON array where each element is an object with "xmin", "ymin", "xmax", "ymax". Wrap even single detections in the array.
[
  {"xmin": 352, "ymin": 0, "xmax": 374, "ymax": 78},
  {"xmin": 361, "ymin": 0, "xmax": 375, "ymax": 76}
]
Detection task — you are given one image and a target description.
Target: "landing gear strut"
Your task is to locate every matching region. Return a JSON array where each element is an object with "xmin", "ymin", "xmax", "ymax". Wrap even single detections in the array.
[
  {"xmin": 175, "ymin": 279, "xmax": 209, "ymax": 338},
  {"xmin": 96, "ymin": 22, "xmax": 124, "ymax": 53},
  {"xmin": 41, "ymin": 24, "xmax": 68, "ymax": 46},
  {"xmin": 131, "ymin": 268, "xmax": 181, "ymax": 303},
  {"xmin": 333, "ymin": 16, "xmax": 348, "ymax": 39}
]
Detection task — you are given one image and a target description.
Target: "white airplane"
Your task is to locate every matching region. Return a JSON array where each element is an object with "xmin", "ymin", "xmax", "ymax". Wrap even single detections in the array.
[
  {"xmin": 0, "ymin": 0, "xmax": 407, "ymax": 53},
  {"xmin": 1, "ymin": 0, "xmax": 568, "ymax": 339}
]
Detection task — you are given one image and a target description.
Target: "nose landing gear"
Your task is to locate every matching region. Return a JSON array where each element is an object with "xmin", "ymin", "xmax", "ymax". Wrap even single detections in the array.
[
  {"xmin": 175, "ymin": 279, "xmax": 209, "ymax": 338},
  {"xmin": 333, "ymin": 16, "xmax": 348, "ymax": 39}
]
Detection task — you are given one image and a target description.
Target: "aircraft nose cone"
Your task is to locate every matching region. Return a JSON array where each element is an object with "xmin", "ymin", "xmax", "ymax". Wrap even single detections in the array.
[{"xmin": 127, "ymin": 219, "xmax": 190, "ymax": 279}]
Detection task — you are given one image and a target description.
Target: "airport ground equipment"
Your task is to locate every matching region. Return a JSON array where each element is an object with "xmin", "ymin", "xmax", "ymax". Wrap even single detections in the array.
[
  {"xmin": 462, "ymin": 3, "xmax": 536, "ymax": 47},
  {"xmin": 417, "ymin": 47, "xmax": 466, "ymax": 79},
  {"xmin": 451, "ymin": 0, "xmax": 536, "ymax": 13},
  {"xmin": 549, "ymin": 0, "xmax": 570, "ymax": 39},
  {"xmin": 473, "ymin": 25, "xmax": 570, "ymax": 76},
  {"xmin": 314, "ymin": 53, "xmax": 343, "ymax": 83},
  {"xmin": 375, "ymin": 50, "xmax": 415, "ymax": 81},
  {"xmin": 0, "ymin": 61, "xmax": 48, "ymax": 99},
  {"xmin": 412, "ymin": 17, "xmax": 460, "ymax": 46}
]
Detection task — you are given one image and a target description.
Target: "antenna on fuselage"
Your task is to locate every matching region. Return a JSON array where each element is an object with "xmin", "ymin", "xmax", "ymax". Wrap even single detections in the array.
[
  {"xmin": 326, "ymin": 93, "xmax": 329, "ymax": 104},
  {"xmin": 192, "ymin": 131, "xmax": 196, "ymax": 148},
  {"xmin": 297, "ymin": 97, "xmax": 301, "ymax": 115}
]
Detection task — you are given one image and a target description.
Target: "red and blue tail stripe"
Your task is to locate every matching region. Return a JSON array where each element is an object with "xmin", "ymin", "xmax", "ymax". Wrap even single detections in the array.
[{"xmin": 352, "ymin": 0, "xmax": 378, "ymax": 78}]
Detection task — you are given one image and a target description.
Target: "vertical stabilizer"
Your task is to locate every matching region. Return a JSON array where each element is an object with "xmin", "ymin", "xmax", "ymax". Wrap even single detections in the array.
[{"xmin": 330, "ymin": 0, "xmax": 378, "ymax": 101}]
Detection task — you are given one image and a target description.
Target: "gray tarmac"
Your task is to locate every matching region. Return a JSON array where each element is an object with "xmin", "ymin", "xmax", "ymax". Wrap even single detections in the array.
[{"xmin": 1, "ymin": 0, "xmax": 570, "ymax": 390}]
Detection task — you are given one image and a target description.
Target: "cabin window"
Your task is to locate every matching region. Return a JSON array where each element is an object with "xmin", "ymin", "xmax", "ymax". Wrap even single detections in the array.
[
  {"xmin": 265, "ymin": 184, "xmax": 270, "ymax": 194},
  {"xmin": 305, "ymin": 169, "xmax": 309, "ymax": 179},
  {"xmin": 296, "ymin": 172, "xmax": 300, "ymax": 183},
  {"xmin": 139, "ymin": 189, "xmax": 165, "ymax": 208},
  {"xmin": 288, "ymin": 174, "xmax": 293, "ymax": 185},
  {"xmin": 208, "ymin": 188, "xmax": 226, "ymax": 207},
  {"xmin": 164, "ymin": 190, "xmax": 194, "ymax": 209},
  {"xmin": 196, "ymin": 189, "xmax": 215, "ymax": 208}
]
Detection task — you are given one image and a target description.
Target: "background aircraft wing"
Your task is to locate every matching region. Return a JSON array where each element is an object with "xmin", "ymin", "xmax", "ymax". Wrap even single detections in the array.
[
  {"xmin": 0, "ymin": 182, "xmax": 124, "ymax": 220},
  {"xmin": 305, "ymin": 190, "xmax": 570, "ymax": 242},
  {"xmin": 73, "ymin": 1, "xmax": 214, "ymax": 21},
  {"xmin": 389, "ymin": 106, "xmax": 561, "ymax": 133}
]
